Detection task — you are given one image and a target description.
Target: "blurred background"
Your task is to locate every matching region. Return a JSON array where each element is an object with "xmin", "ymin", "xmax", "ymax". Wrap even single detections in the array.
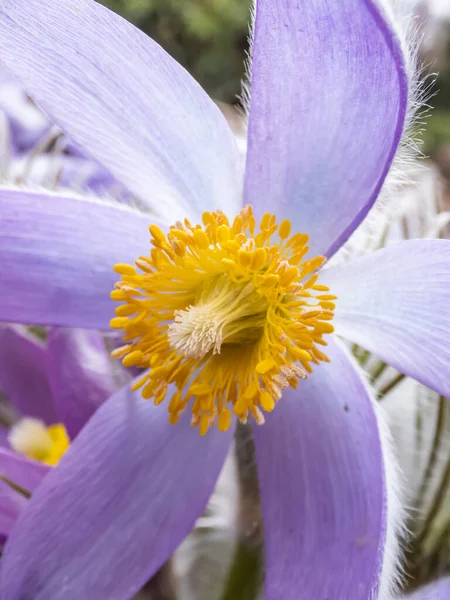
[{"xmin": 102, "ymin": 0, "xmax": 250, "ymax": 104}]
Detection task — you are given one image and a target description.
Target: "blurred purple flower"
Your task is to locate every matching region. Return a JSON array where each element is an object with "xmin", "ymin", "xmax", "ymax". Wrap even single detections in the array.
[
  {"xmin": 0, "ymin": 326, "xmax": 116, "ymax": 544},
  {"xmin": 0, "ymin": 71, "xmax": 133, "ymax": 199},
  {"xmin": 0, "ymin": 1, "xmax": 448, "ymax": 600},
  {"xmin": 0, "ymin": 71, "xmax": 50, "ymax": 153},
  {"xmin": 8, "ymin": 152, "xmax": 135, "ymax": 201}
]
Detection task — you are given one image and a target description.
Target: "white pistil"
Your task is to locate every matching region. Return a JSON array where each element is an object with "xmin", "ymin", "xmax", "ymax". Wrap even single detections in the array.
[
  {"xmin": 169, "ymin": 303, "xmax": 224, "ymax": 358},
  {"xmin": 168, "ymin": 278, "xmax": 264, "ymax": 359}
]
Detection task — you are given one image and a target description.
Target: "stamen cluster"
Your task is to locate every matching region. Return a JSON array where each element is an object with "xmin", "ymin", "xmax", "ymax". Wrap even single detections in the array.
[{"xmin": 111, "ymin": 206, "xmax": 335, "ymax": 435}]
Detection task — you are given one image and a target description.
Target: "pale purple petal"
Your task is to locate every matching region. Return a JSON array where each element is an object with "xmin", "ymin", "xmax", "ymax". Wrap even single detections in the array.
[
  {"xmin": 47, "ymin": 328, "xmax": 116, "ymax": 438},
  {"xmin": 0, "ymin": 449, "xmax": 49, "ymax": 493},
  {"xmin": 321, "ymin": 240, "xmax": 450, "ymax": 397},
  {"xmin": 253, "ymin": 339, "xmax": 387, "ymax": 599},
  {"xmin": 0, "ymin": 480, "xmax": 27, "ymax": 546},
  {"xmin": 404, "ymin": 579, "xmax": 450, "ymax": 599},
  {"xmin": 0, "ymin": 326, "xmax": 57, "ymax": 424},
  {"xmin": 244, "ymin": 0, "xmax": 408, "ymax": 257},
  {"xmin": 0, "ymin": 0, "xmax": 241, "ymax": 221},
  {"xmin": 0, "ymin": 385, "xmax": 234, "ymax": 600},
  {"xmin": 0, "ymin": 189, "xmax": 152, "ymax": 329}
]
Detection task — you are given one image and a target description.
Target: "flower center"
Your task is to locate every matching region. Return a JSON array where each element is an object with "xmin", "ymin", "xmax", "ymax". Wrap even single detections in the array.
[
  {"xmin": 8, "ymin": 418, "xmax": 70, "ymax": 466},
  {"xmin": 168, "ymin": 275, "xmax": 268, "ymax": 358},
  {"xmin": 111, "ymin": 206, "xmax": 336, "ymax": 435}
]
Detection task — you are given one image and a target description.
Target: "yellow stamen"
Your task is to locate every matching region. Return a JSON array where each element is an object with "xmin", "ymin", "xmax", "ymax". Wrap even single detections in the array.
[
  {"xmin": 8, "ymin": 418, "xmax": 70, "ymax": 466},
  {"xmin": 260, "ymin": 391, "xmax": 275, "ymax": 412},
  {"xmin": 111, "ymin": 206, "xmax": 335, "ymax": 434}
]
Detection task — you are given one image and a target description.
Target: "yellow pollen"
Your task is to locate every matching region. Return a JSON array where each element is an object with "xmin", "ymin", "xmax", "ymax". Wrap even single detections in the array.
[
  {"xmin": 8, "ymin": 418, "xmax": 70, "ymax": 466},
  {"xmin": 111, "ymin": 206, "xmax": 336, "ymax": 435}
]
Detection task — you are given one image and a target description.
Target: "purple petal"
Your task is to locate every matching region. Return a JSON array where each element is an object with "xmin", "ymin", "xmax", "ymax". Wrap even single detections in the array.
[
  {"xmin": 321, "ymin": 240, "xmax": 450, "ymax": 397},
  {"xmin": 0, "ymin": 426, "xmax": 10, "ymax": 448},
  {"xmin": 0, "ymin": 449, "xmax": 49, "ymax": 493},
  {"xmin": 244, "ymin": 0, "xmax": 408, "ymax": 257},
  {"xmin": 0, "ymin": 188, "xmax": 152, "ymax": 329},
  {"xmin": 0, "ymin": 326, "xmax": 57, "ymax": 424},
  {"xmin": 253, "ymin": 339, "xmax": 387, "ymax": 599},
  {"xmin": 47, "ymin": 328, "xmax": 116, "ymax": 438},
  {"xmin": 404, "ymin": 579, "xmax": 450, "ymax": 599},
  {"xmin": 0, "ymin": 480, "xmax": 27, "ymax": 546},
  {"xmin": 0, "ymin": 0, "xmax": 241, "ymax": 221},
  {"xmin": 0, "ymin": 385, "xmax": 234, "ymax": 599}
]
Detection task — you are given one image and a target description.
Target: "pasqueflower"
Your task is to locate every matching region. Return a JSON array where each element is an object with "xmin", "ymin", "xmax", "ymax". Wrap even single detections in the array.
[
  {"xmin": 0, "ymin": 1, "xmax": 449, "ymax": 599},
  {"xmin": 0, "ymin": 326, "xmax": 116, "ymax": 544},
  {"xmin": 0, "ymin": 71, "xmax": 131, "ymax": 197},
  {"xmin": 0, "ymin": 71, "xmax": 49, "ymax": 153}
]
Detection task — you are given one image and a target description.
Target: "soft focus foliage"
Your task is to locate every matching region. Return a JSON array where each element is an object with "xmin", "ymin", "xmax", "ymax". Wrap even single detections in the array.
[{"xmin": 102, "ymin": 0, "xmax": 250, "ymax": 102}]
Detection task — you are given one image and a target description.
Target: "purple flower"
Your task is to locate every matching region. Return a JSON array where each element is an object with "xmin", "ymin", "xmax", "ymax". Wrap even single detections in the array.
[
  {"xmin": 0, "ymin": 0, "xmax": 448, "ymax": 599},
  {"xmin": 8, "ymin": 152, "xmax": 135, "ymax": 201},
  {"xmin": 0, "ymin": 325, "xmax": 116, "ymax": 543},
  {"xmin": 0, "ymin": 72, "xmax": 50, "ymax": 153},
  {"xmin": 0, "ymin": 70, "xmax": 132, "ymax": 198}
]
